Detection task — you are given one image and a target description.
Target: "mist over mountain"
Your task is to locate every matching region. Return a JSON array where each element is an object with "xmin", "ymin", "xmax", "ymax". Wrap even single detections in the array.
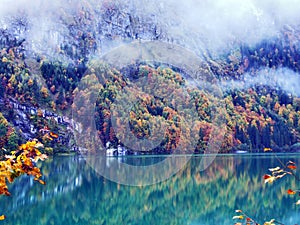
[
  {"xmin": 2, "ymin": 0, "xmax": 300, "ymax": 57},
  {"xmin": 0, "ymin": 0, "xmax": 300, "ymax": 153},
  {"xmin": 220, "ymin": 68, "xmax": 300, "ymax": 97}
]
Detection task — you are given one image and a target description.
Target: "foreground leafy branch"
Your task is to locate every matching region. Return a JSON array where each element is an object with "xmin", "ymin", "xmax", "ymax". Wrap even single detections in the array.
[
  {"xmin": 233, "ymin": 209, "xmax": 284, "ymax": 225},
  {"xmin": 233, "ymin": 149, "xmax": 299, "ymax": 225},
  {"xmin": 0, "ymin": 140, "xmax": 48, "ymax": 220},
  {"xmin": 263, "ymin": 152, "xmax": 300, "ymax": 206}
]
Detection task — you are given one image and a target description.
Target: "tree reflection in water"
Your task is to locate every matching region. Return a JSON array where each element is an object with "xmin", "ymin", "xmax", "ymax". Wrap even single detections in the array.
[{"xmin": 0, "ymin": 154, "xmax": 299, "ymax": 225}]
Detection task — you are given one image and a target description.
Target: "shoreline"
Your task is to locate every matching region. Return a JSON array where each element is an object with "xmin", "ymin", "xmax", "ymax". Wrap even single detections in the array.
[{"xmin": 74, "ymin": 148, "xmax": 300, "ymax": 157}]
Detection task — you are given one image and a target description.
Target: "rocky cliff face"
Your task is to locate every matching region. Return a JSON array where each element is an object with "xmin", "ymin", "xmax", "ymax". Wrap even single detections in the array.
[{"xmin": 0, "ymin": 97, "xmax": 77, "ymax": 153}]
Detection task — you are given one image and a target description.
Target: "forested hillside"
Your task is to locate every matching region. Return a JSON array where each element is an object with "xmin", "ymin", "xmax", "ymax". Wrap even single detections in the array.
[{"xmin": 0, "ymin": 1, "xmax": 300, "ymax": 153}]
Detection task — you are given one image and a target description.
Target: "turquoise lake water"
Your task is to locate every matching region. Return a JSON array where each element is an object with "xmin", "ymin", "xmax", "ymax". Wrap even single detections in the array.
[{"xmin": 1, "ymin": 154, "xmax": 300, "ymax": 225}]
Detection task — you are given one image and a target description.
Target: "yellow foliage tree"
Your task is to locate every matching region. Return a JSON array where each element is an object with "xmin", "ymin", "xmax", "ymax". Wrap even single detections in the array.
[{"xmin": 0, "ymin": 140, "xmax": 48, "ymax": 220}]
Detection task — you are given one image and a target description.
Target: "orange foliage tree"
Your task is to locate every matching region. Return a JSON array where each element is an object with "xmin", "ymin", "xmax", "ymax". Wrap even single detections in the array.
[{"xmin": 0, "ymin": 140, "xmax": 48, "ymax": 220}]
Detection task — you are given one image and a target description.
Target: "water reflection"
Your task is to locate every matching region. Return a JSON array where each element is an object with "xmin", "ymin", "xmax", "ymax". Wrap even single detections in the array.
[
  {"xmin": 0, "ymin": 154, "xmax": 300, "ymax": 225},
  {"xmin": 87, "ymin": 154, "xmax": 192, "ymax": 185}
]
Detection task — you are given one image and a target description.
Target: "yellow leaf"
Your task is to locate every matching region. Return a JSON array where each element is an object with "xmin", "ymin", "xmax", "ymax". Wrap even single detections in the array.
[
  {"xmin": 275, "ymin": 173, "xmax": 287, "ymax": 179},
  {"xmin": 0, "ymin": 171, "xmax": 11, "ymax": 178},
  {"xmin": 0, "ymin": 215, "xmax": 5, "ymax": 220},
  {"xmin": 264, "ymin": 148, "xmax": 272, "ymax": 152},
  {"xmin": 264, "ymin": 219, "xmax": 275, "ymax": 225},
  {"xmin": 4, "ymin": 155, "xmax": 15, "ymax": 160},
  {"xmin": 233, "ymin": 215, "xmax": 244, "ymax": 220},
  {"xmin": 2, "ymin": 57, "xmax": 8, "ymax": 63},
  {"xmin": 0, "ymin": 140, "xmax": 47, "ymax": 197},
  {"xmin": 34, "ymin": 143, "xmax": 44, "ymax": 149},
  {"xmin": 268, "ymin": 167, "xmax": 281, "ymax": 172},
  {"xmin": 33, "ymin": 154, "xmax": 48, "ymax": 162}
]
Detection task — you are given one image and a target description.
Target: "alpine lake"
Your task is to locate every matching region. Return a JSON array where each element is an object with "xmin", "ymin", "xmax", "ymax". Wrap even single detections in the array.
[{"xmin": 1, "ymin": 153, "xmax": 300, "ymax": 225}]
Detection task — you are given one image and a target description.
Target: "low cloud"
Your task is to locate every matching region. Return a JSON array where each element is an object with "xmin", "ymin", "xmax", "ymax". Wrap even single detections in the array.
[{"xmin": 220, "ymin": 67, "xmax": 300, "ymax": 97}]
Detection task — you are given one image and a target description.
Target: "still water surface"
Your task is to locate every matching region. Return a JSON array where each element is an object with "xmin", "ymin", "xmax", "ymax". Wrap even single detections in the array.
[{"xmin": 1, "ymin": 154, "xmax": 300, "ymax": 225}]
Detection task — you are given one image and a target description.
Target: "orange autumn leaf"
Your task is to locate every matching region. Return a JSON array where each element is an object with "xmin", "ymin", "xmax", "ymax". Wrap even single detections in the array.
[
  {"xmin": 28, "ymin": 167, "xmax": 41, "ymax": 176},
  {"xmin": 1, "ymin": 188, "xmax": 11, "ymax": 196},
  {"xmin": 38, "ymin": 180, "xmax": 46, "ymax": 185},
  {"xmin": 287, "ymin": 165, "xmax": 297, "ymax": 170},
  {"xmin": 287, "ymin": 189, "xmax": 296, "ymax": 195},
  {"xmin": 43, "ymin": 133, "xmax": 53, "ymax": 141},
  {"xmin": 49, "ymin": 132, "xmax": 59, "ymax": 139},
  {"xmin": 263, "ymin": 174, "xmax": 276, "ymax": 184},
  {"xmin": 0, "ymin": 182, "xmax": 10, "ymax": 196}
]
